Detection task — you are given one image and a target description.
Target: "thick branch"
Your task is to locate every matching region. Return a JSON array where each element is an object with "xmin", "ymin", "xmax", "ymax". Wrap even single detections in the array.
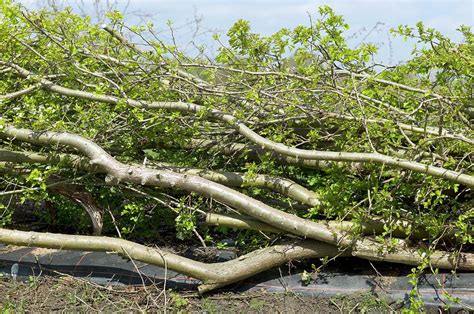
[
  {"xmin": 0, "ymin": 149, "xmax": 320, "ymax": 207},
  {"xmin": 0, "ymin": 227, "xmax": 213, "ymax": 284},
  {"xmin": 2, "ymin": 61, "xmax": 472, "ymax": 187},
  {"xmin": 1, "ymin": 126, "xmax": 473, "ymax": 273},
  {"xmin": 0, "ymin": 149, "xmax": 93, "ymax": 170},
  {"xmin": 152, "ymin": 162, "xmax": 321, "ymax": 207},
  {"xmin": 205, "ymin": 213, "xmax": 430, "ymax": 239},
  {"xmin": 0, "ymin": 227, "xmax": 345, "ymax": 294},
  {"xmin": 1, "ymin": 227, "xmax": 472, "ymax": 295}
]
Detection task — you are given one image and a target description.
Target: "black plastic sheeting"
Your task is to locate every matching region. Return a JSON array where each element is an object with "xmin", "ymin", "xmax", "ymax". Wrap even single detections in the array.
[{"xmin": 0, "ymin": 244, "xmax": 473, "ymax": 310}]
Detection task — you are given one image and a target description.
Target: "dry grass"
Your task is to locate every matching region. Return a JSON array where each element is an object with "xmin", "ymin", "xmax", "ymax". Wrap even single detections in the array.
[{"xmin": 0, "ymin": 273, "xmax": 397, "ymax": 313}]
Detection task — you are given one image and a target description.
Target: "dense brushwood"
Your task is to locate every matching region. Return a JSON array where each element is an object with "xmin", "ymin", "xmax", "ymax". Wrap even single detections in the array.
[{"xmin": 0, "ymin": 2, "xmax": 473, "ymax": 293}]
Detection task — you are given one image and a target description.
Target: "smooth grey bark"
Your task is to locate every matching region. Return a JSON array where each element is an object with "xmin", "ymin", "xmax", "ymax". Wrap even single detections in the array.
[
  {"xmin": 0, "ymin": 227, "xmax": 343, "ymax": 294},
  {"xmin": 0, "ymin": 149, "xmax": 320, "ymax": 207},
  {"xmin": 205, "ymin": 213, "xmax": 431, "ymax": 239},
  {"xmin": 150, "ymin": 162, "xmax": 321, "ymax": 207},
  {"xmin": 176, "ymin": 139, "xmax": 337, "ymax": 171},
  {"xmin": 1, "ymin": 125, "xmax": 473, "ymax": 272},
  {"xmin": 0, "ymin": 225, "xmax": 472, "ymax": 295},
  {"xmin": 2, "ymin": 61, "xmax": 473, "ymax": 188}
]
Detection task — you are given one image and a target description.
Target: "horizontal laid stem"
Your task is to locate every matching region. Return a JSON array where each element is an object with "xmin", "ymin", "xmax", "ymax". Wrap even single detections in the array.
[
  {"xmin": 2, "ymin": 126, "xmax": 473, "ymax": 272},
  {"xmin": 178, "ymin": 139, "xmax": 337, "ymax": 171},
  {"xmin": 0, "ymin": 154, "xmax": 437, "ymax": 240},
  {"xmin": 0, "ymin": 126, "xmax": 344, "ymax": 245},
  {"xmin": 2, "ymin": 61, "xmax": 473, "ymax": 188},
  {"xmin": 151, "ymin": 162, "xmax": 321, "ymax": 207},
  {"xmin": 0, "ymin": 227, "xmax": 343, "ymax": 294},
  {"xmin": 207, "ymin": 213, "xmax": 474, "ymax": 240},
  {"xmin": 0, "ymin": 227, "xmax": 213, "ymax": 280},
  {"xmin": 205, "ymin": 213, "xmax": 427, "ymax": 238},
  {"xmin": 0, "ymin": 149, "xmax": 91, "ymax": 169},
  {"xmin": 315, "ymin": 110, "xmax": 473, "ymax": 145},
  {"xmin": 0, "ymin": 83, "xmax": 42, "ymax": 100},
  {"xmin": 335, "ymin": 70, "xmax": 459, "ymax": 104},
  {"xmin": 0, "ymin": 148, "xmax": 320, "ymax": 207},
  {"xmin": 206, "ymin": 213, "xmax": 283, "ymax": 234}
]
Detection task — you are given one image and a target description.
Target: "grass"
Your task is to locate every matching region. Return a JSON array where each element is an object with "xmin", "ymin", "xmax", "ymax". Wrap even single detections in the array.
[{"xmin": 0, "ymin": 273, "xmax": 405, "ymax": 313}]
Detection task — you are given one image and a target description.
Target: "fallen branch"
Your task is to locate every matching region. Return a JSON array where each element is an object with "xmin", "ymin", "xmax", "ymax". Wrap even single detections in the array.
[
  {"xmin": 1, "ymin": 125, "xmax": 473, "ymax": 273},
  {"xmin": 0, "ymin": 83, "xmax": 42, "ymax": 101},
  {"xmin": 205, "ymin": 213, "xmax": 429, "ymax": 239},
  {"xmin": 151, "ymin": 162, "xmax": 321, "ymax": 207},
  {"xmin": 0, "ymin": 149, "xmax": 321, "ymax": 207},
  {"xmin": 3, "ymin": 61, "xmax": 472, "ymax": 187},
  {"xmin": 0, "ymin": 226, "xmax": 472, "ymax": 294},
  {"xmin": 0, "ymin": 227, "xmax": 343, "ymax": 294},
  {"xmin": 48, "ymin": 182, "xmax": 103, "ymax": 235}
]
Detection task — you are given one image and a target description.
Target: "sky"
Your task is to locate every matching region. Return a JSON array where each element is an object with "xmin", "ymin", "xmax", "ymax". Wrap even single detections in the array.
[{"xmin": 17, "ymin": 0, "xmax": 474, "ymax": 64}]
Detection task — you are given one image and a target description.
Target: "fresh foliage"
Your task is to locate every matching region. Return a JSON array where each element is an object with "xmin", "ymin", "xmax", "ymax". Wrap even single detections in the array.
[{"xmin": 0, "ymin": 1, "xmax": 473, "ymax": 307}]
